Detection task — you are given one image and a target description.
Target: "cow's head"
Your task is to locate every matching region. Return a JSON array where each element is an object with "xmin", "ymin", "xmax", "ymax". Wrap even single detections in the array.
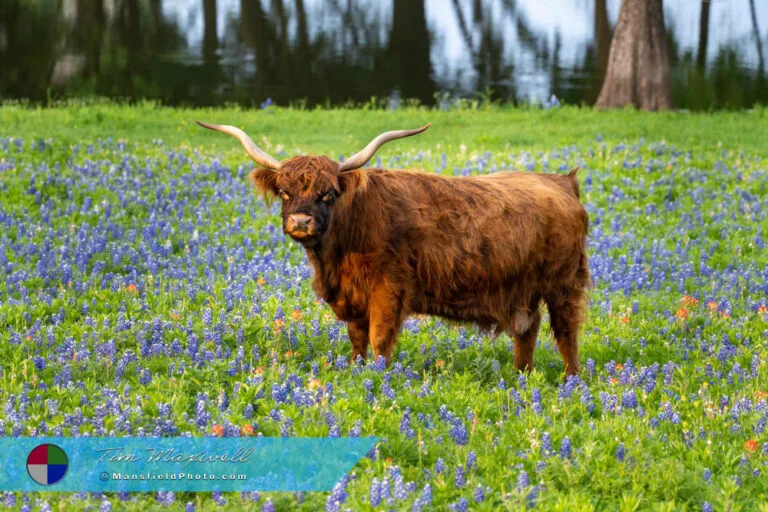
[{"xmin": 197, "ymin": 121, "xmax": 429, "ymax": 247}]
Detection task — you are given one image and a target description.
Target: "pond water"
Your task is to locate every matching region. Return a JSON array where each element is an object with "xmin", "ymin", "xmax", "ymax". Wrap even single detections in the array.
[{"xmin": 1, "ymin": 0, "xmax": 767, "ymax": 108}]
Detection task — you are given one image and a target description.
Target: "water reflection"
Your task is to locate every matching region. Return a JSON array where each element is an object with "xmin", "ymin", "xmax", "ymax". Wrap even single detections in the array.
[{"xmin": 0, "ymin": 0, "xmax": 766, "ymax": 108}]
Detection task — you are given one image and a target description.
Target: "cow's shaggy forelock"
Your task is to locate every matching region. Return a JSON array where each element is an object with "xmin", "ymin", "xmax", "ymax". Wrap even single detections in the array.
[{"xmin": 276, "ymin": 156, "xmax": 341, "ymax": 195}]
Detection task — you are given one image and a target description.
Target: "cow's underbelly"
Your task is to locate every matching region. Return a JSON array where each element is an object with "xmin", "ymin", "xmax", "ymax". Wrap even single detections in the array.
[
  {"xmin": 416, "ymin": 289, "xmax": 508, "ymax": 324},
  {"xmin": 411, "ymin": 277, "xmax": 541, "ymax": 332},
  {"xmin": 421, "ymin": 302, "xmax": 498, "ymax": 325}
]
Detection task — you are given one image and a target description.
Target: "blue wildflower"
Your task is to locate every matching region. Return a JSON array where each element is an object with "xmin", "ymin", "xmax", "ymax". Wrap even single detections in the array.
[
  {"xmin": 560, "ymin": 436, "xmax": 572, "ymax": 459},
  {"xmin": 454, "ymin": 465, "xmax": 466, "ymax": 487},
  {"xmin": 474, "ymin": 485, "xmax": 485, "ymax": 503},
  {"xmin": 517, "ymin": 470, "xmax": 529, "ymax": 491}
]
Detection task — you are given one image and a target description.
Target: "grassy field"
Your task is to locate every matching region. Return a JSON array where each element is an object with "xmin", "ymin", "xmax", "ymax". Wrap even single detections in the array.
[
  {"xmin": 3, "ymin": 101, "xmax": 768, "ymax": 157},
  {"xmin": 1, "ymin": 104, "xmax": 767, "ymax": 511}
]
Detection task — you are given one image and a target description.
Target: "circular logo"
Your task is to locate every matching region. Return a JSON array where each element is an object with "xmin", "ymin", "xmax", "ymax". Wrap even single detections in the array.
[{"xmin": 26, "ymin": 444, "xmax": 69, "ymax": 486}]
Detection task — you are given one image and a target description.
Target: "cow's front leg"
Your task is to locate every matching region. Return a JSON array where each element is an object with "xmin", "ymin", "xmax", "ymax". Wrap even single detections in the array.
[
  {"xmin": 347, "ymin": 318, "xmax": 370, "ymax": 364},
  {"xmin": 368, "ymin": 282, "xmax": 404, "ymax": 366}
]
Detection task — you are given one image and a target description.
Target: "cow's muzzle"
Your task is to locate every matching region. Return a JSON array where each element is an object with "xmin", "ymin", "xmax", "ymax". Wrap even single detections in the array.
[{"xmin": 285, "ymin": 213, "xmax": 317, "ymax": 240}]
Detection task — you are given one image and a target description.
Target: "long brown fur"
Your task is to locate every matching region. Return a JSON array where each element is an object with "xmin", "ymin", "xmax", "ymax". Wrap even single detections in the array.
[{"xmin": 251, "ymin": 157, "xmax": 590, "ymax": 375}]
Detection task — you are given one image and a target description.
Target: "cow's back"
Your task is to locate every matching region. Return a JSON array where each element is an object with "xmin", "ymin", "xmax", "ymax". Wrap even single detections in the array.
[{"xmin": 360, "ymin": 169, "xmax": 587, "ymax": 325}]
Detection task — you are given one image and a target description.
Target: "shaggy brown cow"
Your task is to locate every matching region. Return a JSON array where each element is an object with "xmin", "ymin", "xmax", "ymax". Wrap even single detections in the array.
[{"xmin": 198, "ymin": 121, "xmax": 590, "ymax": 375}]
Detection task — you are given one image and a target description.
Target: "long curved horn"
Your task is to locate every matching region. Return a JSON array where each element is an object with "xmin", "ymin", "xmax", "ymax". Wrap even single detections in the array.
[
  {"xmin": 196, "ymin": 121, "xmax": 282, "ymax": 170},
  {"xmin": 338, "ymin": 123, "xmax": 430, "ymax": 172}
]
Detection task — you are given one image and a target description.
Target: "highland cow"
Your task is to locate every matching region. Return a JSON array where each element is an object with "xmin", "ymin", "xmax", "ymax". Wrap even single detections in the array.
[{"xmin": 198, "ymin": 121, "xmax": 590, "ymax": 375}]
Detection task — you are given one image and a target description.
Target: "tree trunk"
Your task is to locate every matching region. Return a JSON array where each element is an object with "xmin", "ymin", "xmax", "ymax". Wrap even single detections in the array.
[
  {"xmin": 596, "ymin": 0, "xmax": 673, "ymax": 110},
  {"xmin": 696, "ymin": 0, "xmax": 710, "ymax": 71},
  {"xmin": 74, "ymin": 0, "xmax": 105, "ymax": 78},
  {"xmin": 386, "ymin": 0, "xmax": 434, "ymax": 104},
  {"xmin": 149, "ymin": 0, "xmax": 162, "ymax": 31},
  {"xmin": 120, "ymin": 0, "xmax": 141, "ymax": 97},
  {"xmin": 748, "ymin": 0, "xmax": 764, "ymax": 72},
  {"xmin": 202, "ymin": 0, "xmax": 217, "ymax": 62},
  {"xmin": 295, "ymin": 0, "xmax": 310, "ymax": 54},
  {"xmin": 241, "ymin": 0, "xmax": 273, "ymax": 82},
  {"xmin": 342, "ymin": 0, "xmax": 359, "ymax": 47},
  {"xmin": 293, "ymin": 0, "xmax": 311, "ymax": 97},
  {"xmin": 451, "ymin": 0, "xmax": 473, "ymax": 54},
  {"xmin": 595, "ymin": 0, "xmax": 612, "ymax": 87},
  {"xmin": 271, "ymin": 0, "xmax": 292, "ymax": 86}
]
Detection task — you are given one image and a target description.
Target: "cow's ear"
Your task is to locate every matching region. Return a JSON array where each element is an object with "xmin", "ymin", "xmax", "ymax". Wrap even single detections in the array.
[{"xmin": 248, "ymin": 168, "xmax": 279, "ymax": 197}]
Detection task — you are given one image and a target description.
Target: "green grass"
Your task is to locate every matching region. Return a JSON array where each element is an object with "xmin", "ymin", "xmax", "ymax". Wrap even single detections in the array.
[
  {"xmin": 3, "ymin": 101, "xmax": 768, "ymax": 157},
  {"xmin": 0, "ymin": 103, "xmax": 767, "ymax": 511}
]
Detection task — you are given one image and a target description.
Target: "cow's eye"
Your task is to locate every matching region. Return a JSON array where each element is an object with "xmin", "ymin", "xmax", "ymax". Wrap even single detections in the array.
[
  {"xmin": 278, "ymin": 189, "xmax": 291, "ymax": 201},
  {"xmin": 320, "ymin": 192, "xmax": 335, "ymax": 203}
]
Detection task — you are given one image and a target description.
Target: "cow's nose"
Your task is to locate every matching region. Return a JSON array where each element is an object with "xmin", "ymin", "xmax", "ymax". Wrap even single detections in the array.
[{"xmin": 287, "ymin": 213, "xmax": 313, "ymax": 233}]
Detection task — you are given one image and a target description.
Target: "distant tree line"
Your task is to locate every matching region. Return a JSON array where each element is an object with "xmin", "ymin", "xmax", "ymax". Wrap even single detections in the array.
[{"xmin": 0, "ymin": 0, "xmax": 765, "ymax": 110}]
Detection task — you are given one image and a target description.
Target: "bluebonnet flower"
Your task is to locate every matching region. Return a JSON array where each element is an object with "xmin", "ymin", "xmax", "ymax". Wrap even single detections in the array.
[
  {"xmin": 474, "ymin": 485, "xmax": 485, "ymax": 503},
  {"xmin": 393, "ymin": 473, "xmax": 409, "ymax": 501},
  {"xmin": 449, "ymin": 419, "xmax": 468, "ymax": 445},
  {"xmin": 369, "ymin": 478, "xmax": 381, "ymax": 507},
  {"xmin": 32, "ymin": 356, "xmax": 46, "ymax": 371},
  {"xmin": 599, "ymin": 392, "xmax": 618, "ymax": 414},
  {"xmin": 379, "ymin": 478, "xmax": 391, "ymax": 503},
  {"xmin": 466, "ymin": 450, "xmax": 477, "ymax": 470},
  {"xmin": 449, "ymin": 498, "xmax": 469, "ymax": 511},
  {"xmin": 526, "ymin": 485, "xmax": 540, "ymax": 507},
  {"xmin": 585, "ymin": 358, "xmax": 596, "ymax": 377},
  {"xmin": 334, "ymin": 355, "xmax": 348, "ymax": 370},
  {"xmin": 381, "ymin": 376, "xmax": 396, "ymax": 400},
  {"xmin": 581, "ymin": 385, "xmax": 595, "ymax": 412},
  {"xmin": 454, "ymin": 465, "xmax": 466, "ymax": 487},
  {"xmin": 560, "ymin": 436, "xmax": 572, "ymax": 459},
  {"xmin": 280, "ymin": 417, "xmax": 293, "ymax": 437},
  {"xmin": 517, "ymin": 470, "xmax": 529, "ymax": 491},
  {"xmin": 622, "ymin": 390, "xmax": 638, "ymax": 409},
  {"xmin": 156, "ymin": 492, "xmax": 175, "ymax": 505},
  {"xmin": 4, "ymin": 493, "xmax": 17, "ymax": 507},
  {"xmin": 541, "ymin": 432, "xmax": 552, "ymax": 456},
  {"xmin": 373, "ymin": 356, "xmax": 387, "ymax": 373},
  {"xmin": 420, "ymin": 483, "xmax": 433, "ymax": 505},
  {"xmin": 400, "ymin": 408, "xmax": 416, "ymax": 439},
  {"xmin": 559, "ymin": 375, "xmax": 580, "ymax": 400},
  {"xmin": 531, "ymin": 388, "xmax": 542, "ymax": 414},
  {"xmin": 325, "ymin": 477, "xmax": 349, "ymax": 511}
]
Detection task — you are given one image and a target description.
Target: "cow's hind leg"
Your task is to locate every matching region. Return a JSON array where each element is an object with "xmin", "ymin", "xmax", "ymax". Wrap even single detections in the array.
[
  {"xmin": 510, "ymin": 308, "xmax": 541, "ymax": 372},
  {"xmin": 545, "ymin": 287, "xmax": 586, "ymax": 376},
  {"xmin": 347, "ymin": 319, "xmax": 370, "ymax": 364},
  {"xmin": 368, "ymin": 282, "xmax": 405, "ymax": 366}
]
